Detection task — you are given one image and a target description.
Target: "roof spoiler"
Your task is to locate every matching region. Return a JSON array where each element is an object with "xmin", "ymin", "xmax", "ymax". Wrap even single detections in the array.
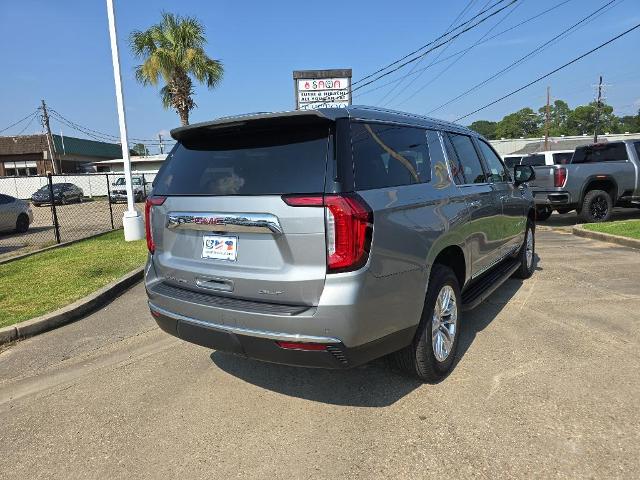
[{"xmin": 170, "ymin": 110, "xmax": 335, "ymax": 143}]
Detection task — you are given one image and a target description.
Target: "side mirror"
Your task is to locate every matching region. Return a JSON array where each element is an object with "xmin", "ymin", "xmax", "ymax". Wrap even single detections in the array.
[{"xmin": 514, "ymin": 165, "xmax": 535, "ymax": 185}]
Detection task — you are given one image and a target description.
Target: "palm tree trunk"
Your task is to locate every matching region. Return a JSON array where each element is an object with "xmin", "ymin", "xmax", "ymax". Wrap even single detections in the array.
[{"xmin": 178, "ymin": 107, "xmax": 189, "ymax": 126}]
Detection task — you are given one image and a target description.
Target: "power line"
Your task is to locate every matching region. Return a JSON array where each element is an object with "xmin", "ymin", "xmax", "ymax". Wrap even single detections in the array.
[
  {"xmin": 48, "ymin": 108, "xmax": 174, "ymax": 146},
  {"xmin": 352, "ymin": 0, "xmax": 515, "ymax": 87},
  {"xmin": 376, "ymin": 0, "xmax": 480, "ymax": 106},
  {"xmin": 354, "ymin": 0, "xmax": 573, "ymax": 100},
  {"xmin": 392, "ymin": 0, "xmax": 521, "ymax": 108},
  {"xmin": 0, "ymin": 110, "xmax": 39, "ymax": 134},
  {"xmin": 453, "ymin": 22, "xmax": 640, "ymax": 122},
  {"xmin": 427, "ymin": 0, "xmax": 620, "ymax": 114},
  {"xmin": 349, "ymin": 0, "xmax": 519, "ymax": 97},
  {"xmin": 14, "ymin": 111, "xmax": 39, "ymax": 136}
]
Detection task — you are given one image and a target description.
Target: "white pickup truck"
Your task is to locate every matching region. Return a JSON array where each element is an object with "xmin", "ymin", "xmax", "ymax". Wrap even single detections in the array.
[
  {"xmin": 109, "ymin": 176, "xmax": 148, "ymax": 203},
  {"xmin": 529, "ymin": 140, "xmax": 640, "ymax": 222}
]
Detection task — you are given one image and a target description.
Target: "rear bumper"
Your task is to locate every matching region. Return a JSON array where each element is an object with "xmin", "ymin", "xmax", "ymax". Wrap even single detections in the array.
[
  {"xmin": 533, "ymin": 191, "xmax": 572, "ymax": 206},
  {"xmin": 149, "ymin": 302, "xmax": 414, "ymax": 369}
]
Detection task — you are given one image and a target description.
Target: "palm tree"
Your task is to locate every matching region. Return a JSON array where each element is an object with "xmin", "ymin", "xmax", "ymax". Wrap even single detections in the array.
[{"xmin": 130, "ymin": 12, "xmax": 223, "ymax": 126}]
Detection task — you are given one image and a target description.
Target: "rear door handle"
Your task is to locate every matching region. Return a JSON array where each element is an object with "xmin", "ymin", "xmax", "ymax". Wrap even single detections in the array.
[
  {"xmin": 468, "ymin": 200, "xmax": 481, "ymax": 208},
  {"xmin": 499, "ymin": 194, "xmax": 509, "ymax": 201}
]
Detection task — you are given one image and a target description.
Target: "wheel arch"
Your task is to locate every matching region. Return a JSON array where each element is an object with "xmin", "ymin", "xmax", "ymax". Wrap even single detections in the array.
[
  {"xmin": 581, "ymin": 176, "xmax": 618, "ymax": 203},
  {"xmin": 430, "ymin": 245, "xmax": 466, "ymax": 291}
]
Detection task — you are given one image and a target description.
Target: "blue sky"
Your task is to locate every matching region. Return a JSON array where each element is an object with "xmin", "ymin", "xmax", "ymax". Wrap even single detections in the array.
[{"xmin": 1, "ymin": 0, "xmax": 639, "ymax": 152}]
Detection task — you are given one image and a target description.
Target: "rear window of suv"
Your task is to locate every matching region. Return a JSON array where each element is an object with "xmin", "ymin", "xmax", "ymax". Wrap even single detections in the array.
[
  {"xmin": 572, "ymin": 143, "xmax": 628, "ymax": 163},
  {"xmin": 152, "ymin": 126, "xmax": 329, "ymax": 196}
]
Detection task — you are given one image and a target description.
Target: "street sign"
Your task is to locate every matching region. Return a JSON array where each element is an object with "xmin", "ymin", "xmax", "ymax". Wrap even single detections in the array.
[{"xmin": 293, "ymin": 69, "xmax": 352, "ymax": 110}]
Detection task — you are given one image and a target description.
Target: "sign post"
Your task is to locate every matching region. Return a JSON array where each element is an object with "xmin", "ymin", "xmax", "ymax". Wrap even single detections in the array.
[
  {"xmin": 293, "ymin": 69, "xmax": 352, "ymax": 110},
  {"xmin": 105, "ymin": 0, "xmax": 144, "ymax": 241}
]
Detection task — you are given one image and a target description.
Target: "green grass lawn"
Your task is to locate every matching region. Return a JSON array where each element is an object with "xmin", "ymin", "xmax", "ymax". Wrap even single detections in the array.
[
  {"xmin": 0, "ymin": 230, "xmax": 147, "ymax": 328},
  {"xmin": 583, "ymin": 220, "xmax": 640, "ymax": 240}
]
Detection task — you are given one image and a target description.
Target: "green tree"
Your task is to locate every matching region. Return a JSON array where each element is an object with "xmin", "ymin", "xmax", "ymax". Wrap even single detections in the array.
[
  {"xmin": 619, "ymin": 109, "xmax": 640, "ymax": 133},
  {"xmin": 132, "ymin": 143, "xmax": 149, "ymax": 156},
  {"xmin": 538, "ymin": 99, "xmax": 572, "ymax": 136},
  {"xmin": 566, "ymin": 101, "xmax": 619, "ymax": 136},
  {"xmin": 468, "ymin": 120, "xmax": 497, "ymax": 139},
  {"xmin": 495, "ymin": 108, "xmax": 542, "ymax": 138},
  {"xmin": 130, "ymin": 12, "xmax": 224, "ymax": 126}
]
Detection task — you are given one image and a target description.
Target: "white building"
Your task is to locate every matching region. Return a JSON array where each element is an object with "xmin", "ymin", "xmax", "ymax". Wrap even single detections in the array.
[{"xmin": 92, "ymin": 154, "xmax": 167, "ymax": 173}]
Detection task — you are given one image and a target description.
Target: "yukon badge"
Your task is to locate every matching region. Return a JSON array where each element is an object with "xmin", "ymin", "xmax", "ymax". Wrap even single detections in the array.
[{"xmin": 258, "ymin": 289, "xmax": 284, "ymax": 296}]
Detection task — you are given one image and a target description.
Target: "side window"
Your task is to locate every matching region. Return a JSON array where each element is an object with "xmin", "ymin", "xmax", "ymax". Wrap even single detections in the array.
[
  {"xmin": 351, "ymin": 122, "xmax": 431, "ymax": 190},
  {"xmin": 521, "ymin": 154, "xmax": 545, "ymax": 166},
  {"xmin": 635, "ymin": 142, "xmax": 640, "ymax": 162},
  {"xmin": 573, "ymin": 143, "xmax": 629, "ymax": 163},
  {"xmin": 477, "ymin": 140, "xmax": 509, "ymax": 182},
  {"xmin": 445, "ymin": 133, "xmax": 486, "ymax": 184},
  {"xmin": 0, "ymin": 194, "xmax": 13, "ymax": 204},
  {"xmin": 552, "ymin": 152, "xmax": 573, "ymax": 165}
]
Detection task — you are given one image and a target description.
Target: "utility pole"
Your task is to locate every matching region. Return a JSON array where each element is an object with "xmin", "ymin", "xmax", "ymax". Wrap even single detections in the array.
[
  {"xmin": 158, "ymin": 133, "xmax": 164, "ymax": 154},
  {"xmin": 544, "ymin": 86, "xmax": 551, "ymax": 151},
  {"xmin": 40, "ymin": 100, "xmax": 58, "ymax": 174},
  {"xmin": 593, "ymin": 75, "xmax": 603, "ymax": 143}
]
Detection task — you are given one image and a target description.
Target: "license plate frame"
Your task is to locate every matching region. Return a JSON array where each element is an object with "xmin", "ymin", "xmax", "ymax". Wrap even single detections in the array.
[{"xmin": 202, "ymin": 234, "xmax": 238, "ymax": 261}]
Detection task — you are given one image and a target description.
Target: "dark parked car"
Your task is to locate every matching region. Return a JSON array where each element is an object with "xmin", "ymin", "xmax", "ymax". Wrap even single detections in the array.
[{"xmin": 31, "ymin": 183, "xmax": 84, "ymax": 206}]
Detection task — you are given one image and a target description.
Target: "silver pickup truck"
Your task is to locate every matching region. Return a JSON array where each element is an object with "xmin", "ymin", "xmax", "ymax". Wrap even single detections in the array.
[{"xmin": 529, "ymin": 140, "xmax": 640, "ymax": 222}]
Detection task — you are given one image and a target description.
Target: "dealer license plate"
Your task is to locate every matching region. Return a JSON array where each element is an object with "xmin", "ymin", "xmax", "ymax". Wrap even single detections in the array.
[{"xmin": 202, "ymin": 235, "xmax": 238, "ymax": 261}]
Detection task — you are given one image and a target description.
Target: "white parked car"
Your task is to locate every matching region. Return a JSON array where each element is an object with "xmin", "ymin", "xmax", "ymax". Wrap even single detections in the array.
[
  {"xmin": 0, "ymin": 194, "xmax": 33, "ymax": 233},
  {"xmin": 520, "ymin": 150, "xmax": 574, "ymax": 166}
]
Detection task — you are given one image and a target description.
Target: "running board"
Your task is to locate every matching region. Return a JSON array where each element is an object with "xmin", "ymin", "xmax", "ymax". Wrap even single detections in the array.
[{"xmin": 461, "ymin": 258, "xmax": 520, "ymax": 311}]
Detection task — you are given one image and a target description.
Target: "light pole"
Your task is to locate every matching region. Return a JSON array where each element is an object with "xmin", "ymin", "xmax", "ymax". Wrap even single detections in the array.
[{"xmin": 105, "ymin": 0, "xmax": 144, "ymax": 241}]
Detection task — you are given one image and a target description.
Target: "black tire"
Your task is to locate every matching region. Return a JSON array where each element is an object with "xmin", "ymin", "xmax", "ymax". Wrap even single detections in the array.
[
  {"xmin": 536, "ymin": 206, "xmax": 552, "ymax": 221},
  {"xmin": 392, "ymin": 264, "xmax": 461, "ymax": 382},
  {"xmin": 135, "ymin": 192, "xmax": 142, "ymax": 203},
  {"xmin": 15, "ymin": 213, "xmax": 29, "ymax": 233},
  {"xmin": 513, "ymin": 220, "xmax": 535, "ymax": 279},
  {"xmin": 580, "ymin": 189, "xmax": 612, "ymax": 223}
]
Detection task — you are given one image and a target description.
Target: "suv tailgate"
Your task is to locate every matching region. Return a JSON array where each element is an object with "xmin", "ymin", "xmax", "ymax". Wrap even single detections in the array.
[{"xmin": 148, "ymin": 120, "xmax": 332, "ymax": 307}]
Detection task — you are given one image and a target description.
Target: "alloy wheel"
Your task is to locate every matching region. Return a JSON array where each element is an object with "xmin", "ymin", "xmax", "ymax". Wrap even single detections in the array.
[{"xmin": 432, "ymin": 285, "xmax": 458, "ymax": 362}]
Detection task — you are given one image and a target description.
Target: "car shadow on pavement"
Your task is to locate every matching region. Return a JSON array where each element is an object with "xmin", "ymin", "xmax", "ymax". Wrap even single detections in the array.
[
  {"xmin": 211, "ymin": 254, "xmax": 542, "ymax": 407},
  {"xmin": 455, "ymin": 254, "xmax": 542, "ymax": 366},
  {"xmin": 210, "ymin": 352, "xmax": 422, "ymax": 407}
]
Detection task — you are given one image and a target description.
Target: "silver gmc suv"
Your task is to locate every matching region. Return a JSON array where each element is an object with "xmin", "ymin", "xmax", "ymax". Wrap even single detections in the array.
[{"xmin": 145, "ymin": 106, "xmax": 537, "ymax": 381}]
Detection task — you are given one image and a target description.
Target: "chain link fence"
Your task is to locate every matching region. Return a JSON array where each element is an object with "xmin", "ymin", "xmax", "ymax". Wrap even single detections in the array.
[{"xmin": 0, "ymin": 172, "xmax": 156, "ymax": 259}]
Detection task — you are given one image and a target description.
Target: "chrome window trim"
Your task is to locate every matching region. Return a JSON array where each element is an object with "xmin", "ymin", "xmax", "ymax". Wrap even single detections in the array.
[{"xmin": 166, "ymin": 212, "xmax": 283, "ymax": 234}]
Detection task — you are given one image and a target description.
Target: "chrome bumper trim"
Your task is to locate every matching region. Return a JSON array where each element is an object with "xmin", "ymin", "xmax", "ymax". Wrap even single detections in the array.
[{"xmin": 148, "ymin": 302, "xmax": 341, "ymax": 344}]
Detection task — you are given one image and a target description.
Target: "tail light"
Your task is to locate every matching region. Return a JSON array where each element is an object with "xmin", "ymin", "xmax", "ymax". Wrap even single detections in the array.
[
  {"xmin": 144, "ymin": 196, "xmax": 166, "ymax": 253},
  {"xmin": 283, "ymin": 193, "xmax": 373, "ymax": 273},
  {"xmin": 554, "ymin": 167, "xmax": 567, "ymax": 187}
]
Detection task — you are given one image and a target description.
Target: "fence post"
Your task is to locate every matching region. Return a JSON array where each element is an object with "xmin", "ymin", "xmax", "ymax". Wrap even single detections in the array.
[
  {"xmin": 142, "ymin": 173, "xmax": 147, "ymax": 198},
  {"xmin": 47, "ymin": 173, "xmax": 61, "ymax": 244},
  {"xmin": 105, "ymin": 174, "xmax": 115, "ymax": 230}
]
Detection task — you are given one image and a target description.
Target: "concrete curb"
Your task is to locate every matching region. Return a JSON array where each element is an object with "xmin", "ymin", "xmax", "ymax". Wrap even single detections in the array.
[
  {"xmin": 0, "ymin": 267, "xmax": 144, "ymax": 346},
  {"xmin": 572, "ymin": 225, "xmax": 640, "ymax": 250}
]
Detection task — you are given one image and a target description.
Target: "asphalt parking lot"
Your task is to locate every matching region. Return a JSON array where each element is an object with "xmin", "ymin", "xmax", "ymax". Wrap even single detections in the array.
[{"xmin": 0, "ymin": 229, "xmax": 639, "ymax": 479}]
